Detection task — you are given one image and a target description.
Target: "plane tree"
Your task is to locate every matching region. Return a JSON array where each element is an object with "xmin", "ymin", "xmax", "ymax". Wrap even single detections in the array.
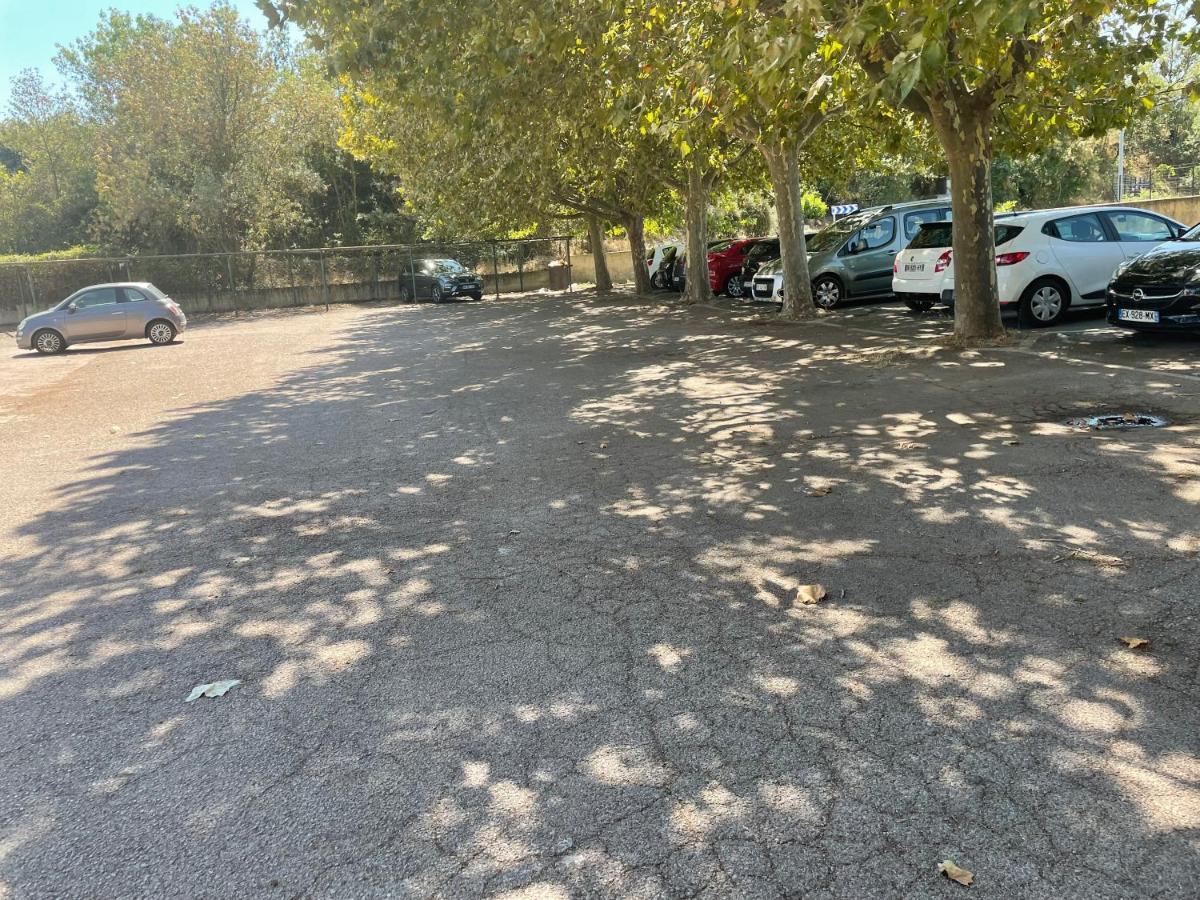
[{"xmin": 816, "ymin": 0, "xmax": 1194, "ymax": 340}]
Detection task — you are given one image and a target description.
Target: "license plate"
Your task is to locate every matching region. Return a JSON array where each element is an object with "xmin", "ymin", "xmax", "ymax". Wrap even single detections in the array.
[
  {"xmin": 903, "ymin": 263, "xmax": 925, "ymax": 273},
  {"xmin": 1119, "ymin": 308, "xmax": 1159, "ymax": 323}
]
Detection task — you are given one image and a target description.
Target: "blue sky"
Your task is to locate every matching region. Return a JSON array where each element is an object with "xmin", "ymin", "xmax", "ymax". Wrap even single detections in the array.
[{"xmin": 0, "ymin": 0, "xmax": 274, "ymax": 107}]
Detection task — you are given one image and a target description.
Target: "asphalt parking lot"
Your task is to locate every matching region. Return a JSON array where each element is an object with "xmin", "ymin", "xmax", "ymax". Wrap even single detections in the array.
[{"xmin": 1, "ymin": 294, "xmax": 1198, "ymax": 898}]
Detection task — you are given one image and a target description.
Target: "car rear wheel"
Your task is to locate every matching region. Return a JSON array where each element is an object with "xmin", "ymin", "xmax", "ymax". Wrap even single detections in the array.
[
  {"xmin": 813, "ymin": 276, "xmax": 843, "ymax": 310},
  {"xmin": 147, "ymin": 320, "xmax": 177, "ymax": 345},
  {"xmin": 904, "ymin": 297, "xmax": 935, "ymax": 312},
  {"xmin": 1018, "ymin": 278, "xmax": 1068, "ymax": 328},
  {"xmin": 33, "ymin": 329, "xmax": 66, "ymax": 354},
  {"xmin": 650, "ymin": 271, "xmax": 665, "ymax": 290}
]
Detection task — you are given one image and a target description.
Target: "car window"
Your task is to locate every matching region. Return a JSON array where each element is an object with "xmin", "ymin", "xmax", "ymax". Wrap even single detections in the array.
[
  {"xmin": 906, "ymin": 222, "xmax": 1022, "ymax": 250},
  {"xmin": 122, "ymin": 287, "xmax": 149, "ymax": 302},
  {"xmin": 1104, "ymin": 210, "xmax": 1174, "ymax": 242},
  {"xmin": 74, "ymin": 288, "xmax": 120, "ymax": 308},
  {"xmin": 855, "ymin": 216, "xmax": 896, "ymax": 251},
  {"xmin": 903, "ymin": 208, "xmax": 950, "ymax": 240},
  {"xmin": 1046, "ymin": 213, "xmax": 1108, "ymax": 243},
  {"xmin": 996, "ymin": 225, "xmax": 1024, "ymax": 246}
]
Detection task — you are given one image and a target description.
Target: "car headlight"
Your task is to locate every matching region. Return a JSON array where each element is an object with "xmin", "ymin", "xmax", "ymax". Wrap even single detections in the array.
[{"xmin": 16, "ymin": 318, "xmax": 28, "ymax": 332}]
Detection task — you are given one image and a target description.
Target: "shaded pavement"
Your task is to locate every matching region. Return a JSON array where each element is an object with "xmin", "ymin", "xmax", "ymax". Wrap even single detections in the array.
[{"xmin": 1, "ymin": 294, "xmax": 1198, "ymax": 898}]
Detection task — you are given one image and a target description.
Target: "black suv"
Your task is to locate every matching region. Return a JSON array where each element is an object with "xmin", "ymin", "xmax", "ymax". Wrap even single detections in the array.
[
  {"xmin": 1107, "ymin": 225, "xmax": 1200, "ymax": 334},
  {"xmin": 399, "ymin": 258, "xmax": 484, "ymax": 303}
]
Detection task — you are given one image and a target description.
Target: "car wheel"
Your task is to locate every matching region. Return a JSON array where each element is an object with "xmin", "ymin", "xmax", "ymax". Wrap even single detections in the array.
[
  {"xmin": 399, "ymin": 283, "xmax": 413, "ymax": 303},
  {"xmin": 1019, "ymin": 278, "xmax": 1068, "ymax": 328},
  {"xmin": 650, "ymin": 271, "xmax": 665, "ymax": 290},
  {"xmin": 469, "ymin": 292, "xmax": 483, "ymax": 302},
  {"xmin": 724, "ymin": 275, "xmax": 743, "ymax": 297},
  {"xmin": 147, "ymin": 320, "xmax": 177, "ymax": 345},
  {"xmin": 813, "ymin": 276, "xmax": 843, "ymax": 310},
  {"xmin": 904, "ymin": 298, "xmax": 935, "ymax": 313},
  {"xmin": 431, "ymin": 285, "xmax": 444, "ymax": 304},
  {"xmin": 33, "ymin": 329, "xmax": 66, "ymax": 354}
]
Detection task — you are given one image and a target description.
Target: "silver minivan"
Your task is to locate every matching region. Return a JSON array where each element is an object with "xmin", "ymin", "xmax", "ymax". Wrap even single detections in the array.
[
  {"xmin": 14, "ymin": 282, "xmax": 187, "ymax": 354},
  {"xmin": 803, "ymin": 199, "xmax": 954, "ymax": 309}
]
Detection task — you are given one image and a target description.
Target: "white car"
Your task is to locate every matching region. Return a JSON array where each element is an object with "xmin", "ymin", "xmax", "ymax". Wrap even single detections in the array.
[
  {"xmin": 892, "ymin": 205, "xmax": 1186, "ymax": 326},
  {"xmin": 647, "ymin": 243, "xmax": 681, "ymax": 289},
  {"xmin": 750, "ymin": 257, "xmax": 784, "ymax": 302}
]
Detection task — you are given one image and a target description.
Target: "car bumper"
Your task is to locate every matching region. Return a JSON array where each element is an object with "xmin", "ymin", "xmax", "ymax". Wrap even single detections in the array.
[
  {"xmin": 1106, "ymin": 286, "xmax": 1200, "ymax": 332},
  {"xmin": 447, "ymin": 283, "xmax": 483, "ymax": 296},
  {"xmin": 15, "ymin": 331, "xmax": 32, "ymax": 349}
]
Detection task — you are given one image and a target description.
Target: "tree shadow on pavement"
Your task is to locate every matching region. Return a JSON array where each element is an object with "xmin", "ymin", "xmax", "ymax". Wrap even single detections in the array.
[{"xmin": 1, "ymin": 295, "xmax": 1198, "ymax": 898}]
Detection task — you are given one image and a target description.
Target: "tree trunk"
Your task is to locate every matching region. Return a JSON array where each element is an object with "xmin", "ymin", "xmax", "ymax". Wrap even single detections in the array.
[
  {"xmin": 682, "ymin": 161, "xmax": 712, "ymax": 305},
  {"xmin": 587, "ymin": 215, "xmax": 613, "ymax": 292},
  {"xmin": 624, "ymin": 213, "xmax": 652, "ymax": 294},
  {"xmin": 929, "ymin": 99, "xmax": 1005, "ymax": 342},
  {"xmin": 763, "ymin": 142, "xmax": 817, "ymax": 321}
]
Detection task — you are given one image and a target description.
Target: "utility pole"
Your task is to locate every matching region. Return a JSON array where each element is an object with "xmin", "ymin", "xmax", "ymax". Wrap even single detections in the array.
[{"xmin": 1116, "ymin": 129, "xmax": 1125, "ymax": 202}]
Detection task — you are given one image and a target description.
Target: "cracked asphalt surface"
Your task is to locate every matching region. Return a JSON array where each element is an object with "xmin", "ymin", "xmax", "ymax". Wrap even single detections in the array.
[{"xmin": 1, "ymin": 294, "xmax": 1199, "ymax": 898}]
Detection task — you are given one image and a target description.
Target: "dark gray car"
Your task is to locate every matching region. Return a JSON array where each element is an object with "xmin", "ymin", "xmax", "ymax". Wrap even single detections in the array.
[{"xmin": 15, "ymin": 282, "xmax": 187, "ymax": 354}]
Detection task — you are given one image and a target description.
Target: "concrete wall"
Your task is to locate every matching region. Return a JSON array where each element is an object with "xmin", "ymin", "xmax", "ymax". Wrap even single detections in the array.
[
  {"xmin": 569, "ymin": 250, "xmax": 638, "ymax": 285},
  {"xmin": 1118, "ymin": 195, "xmax": 1200, "ymax": 227}
]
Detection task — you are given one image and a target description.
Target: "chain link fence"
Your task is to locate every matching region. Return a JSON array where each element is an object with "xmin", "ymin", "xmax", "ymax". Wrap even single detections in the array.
[
  {"xmin": 0, "ymin": 237, "xmax": 573, "ymax": 327},
  {"xmin": 1117, "ymin": 163, "xmax": 1200, "ymax": 202}
]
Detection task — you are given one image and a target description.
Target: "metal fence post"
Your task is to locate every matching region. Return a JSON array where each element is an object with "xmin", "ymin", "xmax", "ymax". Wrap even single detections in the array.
[
  {"xmin": 225, "ymin": 254, "xmax": 237, "ymax": 316},
  {"xmin": 565, "ymin": 237, "xmax": 574, "ymax": 294},
  {"xmin": 24, "ymin": 266, "xmax": 37, "ymax": 316},
  {"xmin": 370, "ymin": 253, "xmax": 379, "ymax": 300},
  {"xmin": 517, "ymin": 245, "xmax": 524, "ymax": 292},
  {"xmin": 492, "ymin": 242, "xmax": 500, "ymax": 300},
  {"xmin": 319, "ymin": 251, "xmax": 330, "ymax": 311}
]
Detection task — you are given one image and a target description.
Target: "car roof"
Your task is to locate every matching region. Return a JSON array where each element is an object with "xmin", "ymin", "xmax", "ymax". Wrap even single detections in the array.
[
  {"xmin": 69, "ymin": 281, "xmax": 157, "ymax": 291},
  {"xmin": 998, "ymin": 204, "xmax": 1182, "ymax": 225}
]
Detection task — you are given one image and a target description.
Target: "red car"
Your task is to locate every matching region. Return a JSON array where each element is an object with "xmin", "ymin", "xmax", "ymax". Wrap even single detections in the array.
[{"xmin": 707, "ymin": 238, "xmax": 765, "ymax": 297}]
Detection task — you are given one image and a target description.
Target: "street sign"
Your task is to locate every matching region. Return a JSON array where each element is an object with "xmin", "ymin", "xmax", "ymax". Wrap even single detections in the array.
[{"xmin": 831, "ymin": 204, "xmax": 859, "ymax": 218}]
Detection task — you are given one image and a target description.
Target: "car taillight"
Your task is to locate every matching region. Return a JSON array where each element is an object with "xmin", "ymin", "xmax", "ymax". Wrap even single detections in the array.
[
  {"xmin": 934, "ymin": 251, "xmax": 952, "ymax": 273},
  {"xmin": 995, "ymin": 251, "xmax": 1030, "ymax": 266},
  {"xmin": 892, "ymin": 258, "xmax": 898, "ymax": 274}
]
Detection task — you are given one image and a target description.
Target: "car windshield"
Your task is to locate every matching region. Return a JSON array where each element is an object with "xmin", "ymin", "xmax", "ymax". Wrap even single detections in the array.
[
  {"xmin": 429, "ymin": 259, "xmax": 466, "ymax": 274},
  {"xmin": 1181, "ymin": 223, "xmax": 1200, "ymax": 241},
  {"xmin": 806, "ymin": 212, "xmax": 874, "ymax": 253},
  {"xmin": 907, "ymin": 222, "xmax": 1024, "ymax": 249},
  {"xmin": 708, "ymin": 240, "xmax": 734, "ymax": 253},
  {"xmin": 747, "ymin": 242, "xmax": 779, "ymax": 262}
]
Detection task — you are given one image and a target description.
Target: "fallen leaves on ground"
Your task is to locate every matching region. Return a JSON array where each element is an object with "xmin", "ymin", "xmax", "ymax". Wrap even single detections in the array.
[
  {"xmin": 938, "ymin": 860, "xmax": 973, "ymax": 886},
  {"xmin": 1003, "ymin": 439, "xmax": 1021, "ymax": 446},
  {"xmin": 185, "ymin": 679, "xmax": 241, "ymax": 702},
  {"xmin": 1119, "ymin": 637, "xmax": 1150, "ymax": 650},
  {"xmin": 1054, "ymin": 548, "xmax": 1128, "ymax": 569},
  {"xmin": 794, "ymin": 584, "xmax": 827, "ymax": 605},
  {"xmin": 806, "ymin": 486, "xmax": 832, "ymax": 497}
]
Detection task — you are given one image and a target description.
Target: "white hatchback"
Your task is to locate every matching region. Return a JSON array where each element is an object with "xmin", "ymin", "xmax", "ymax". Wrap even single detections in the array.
[{"xmin": 892, "ymin": 205, "xmax": 1186, "ymax": 326}]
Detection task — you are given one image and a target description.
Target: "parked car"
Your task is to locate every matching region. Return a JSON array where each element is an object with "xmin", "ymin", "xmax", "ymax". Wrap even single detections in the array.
[
  {"xmin": 805, "ymin": 199, "xmax": 953, "ymax": 309},
  {"xmin": 14, "ymin": 282, "xmax": 186, "ymax": 354},
  {"xmin": 670, "ymin": 240, "xmax": 731, "ymax": 292},
  {"xmin": 892, "ymin": 220, "xmax": 1023, "ymax": 312},
  {"xmin": 1107, "ymin": 220, "xmax": 1200, "ymax": 334},
  {"xmin": 707, "ymin": 238, "xmax": 764, "ymax": 297},
  {"xmin": 738, "ymin": 238, "xmax": 781, "ymax": 294},
  {"xmin": 751, "ymin": 257, "xmax": 784, "ymax": 302},
  {"xmin": 893, "ymin": 205, "xmax": 1185, "ymax": 326},
  {"xmin": 398, "ymin": 258, "xmax": 484, "ymax": 302},
  {"xmin": 647, "ymin": 243, "xmax": 680, "ymax": 289}
]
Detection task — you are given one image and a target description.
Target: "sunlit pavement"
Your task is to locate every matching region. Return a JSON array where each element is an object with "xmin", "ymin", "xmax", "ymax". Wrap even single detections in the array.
[{"xmin": 1, "ymin": 295, "xmax": 1198, "ymax": 898}]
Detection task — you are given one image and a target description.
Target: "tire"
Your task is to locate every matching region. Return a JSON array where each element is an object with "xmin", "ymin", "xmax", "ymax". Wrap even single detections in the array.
[
  {"xmin": 650, "ymin": 271, "xmax": 665, "ymax": 290},
  {"xmin": 431, "ymin": 284, "xmax": 444, "ymax": 304},
  {"xmin": 904, "ymin": 297, "xmax": 935, "ymax": 312},
  {"xmin": 32, "ymin": 329, "xmax": 66, "ymax": 354},
  {"xmin": 1018, "ymin": 278, "xmax": 1068, "ymax": 328},
  {"xmin": 469, "ymin": 292, "xmax": 483, "ymax": 302},
  {"xmin": 398, "ymin": 283, "xmax": 413, "ymax": 303},
  {"xmin": 724, "ymin": 275, "xmax": 743, "ymax": 297},
  {"xmin": 813, "ymin": 275, "xmax": 844, "ymax": 310},
  {"xmin": 147, "ymin": 320, "xmax": 177, "ymax": 345}
]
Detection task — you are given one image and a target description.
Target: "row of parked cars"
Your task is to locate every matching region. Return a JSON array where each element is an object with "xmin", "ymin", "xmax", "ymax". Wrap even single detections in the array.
[{"xmin": 649, "ymin": 198, "xmax": 1200, "ymax": 334}]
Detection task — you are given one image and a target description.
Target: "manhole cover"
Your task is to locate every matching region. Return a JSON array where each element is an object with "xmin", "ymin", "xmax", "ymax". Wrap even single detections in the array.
[{"xmin": 1064, "ymin": 413, "xmax": 1170, "ymax": 430}]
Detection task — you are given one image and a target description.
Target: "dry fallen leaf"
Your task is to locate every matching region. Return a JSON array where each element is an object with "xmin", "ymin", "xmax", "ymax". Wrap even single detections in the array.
[
  {"xmin": 794, "ymin": 584, "xmax": 827, "ymax": 605},
  {"xmin": 938, "ymin": 860, "xmax": 973, "ymax": 887},
  {"xmin": 806, "ymin": 486, "xmax": 832, "ymax": 497},
  {"xmin": 1003, "ymin": 439, "xmax": 1021, "ymax": 446},
  {"xmin": 185, "ymin": 679, "xmax": 241, "ymax": 702},
  {"xmin": 1119, "ymin": 637, "xmax": 1150, "ymax": 650}
]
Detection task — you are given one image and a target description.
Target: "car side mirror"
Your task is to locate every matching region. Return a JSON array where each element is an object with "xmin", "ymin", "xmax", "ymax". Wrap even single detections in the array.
[{"xmin": 67, "ymin": 302, "xmax": 78, "ymax": 313}]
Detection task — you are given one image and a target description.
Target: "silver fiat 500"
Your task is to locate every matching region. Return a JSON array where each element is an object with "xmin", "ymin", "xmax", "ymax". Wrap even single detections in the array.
[{"xmin": 15, "ymin": 282, "xmax": 187, "ymax": 354}]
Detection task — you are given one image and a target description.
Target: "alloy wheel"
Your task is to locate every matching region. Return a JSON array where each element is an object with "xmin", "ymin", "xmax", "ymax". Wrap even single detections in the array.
[
  {"xmin": 149, "ymin": 322, "xmax": 175, "ymax": 344},
  {"xmin": 35, "ymin": 331, "xmax": 63, "ymax": 353}
]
